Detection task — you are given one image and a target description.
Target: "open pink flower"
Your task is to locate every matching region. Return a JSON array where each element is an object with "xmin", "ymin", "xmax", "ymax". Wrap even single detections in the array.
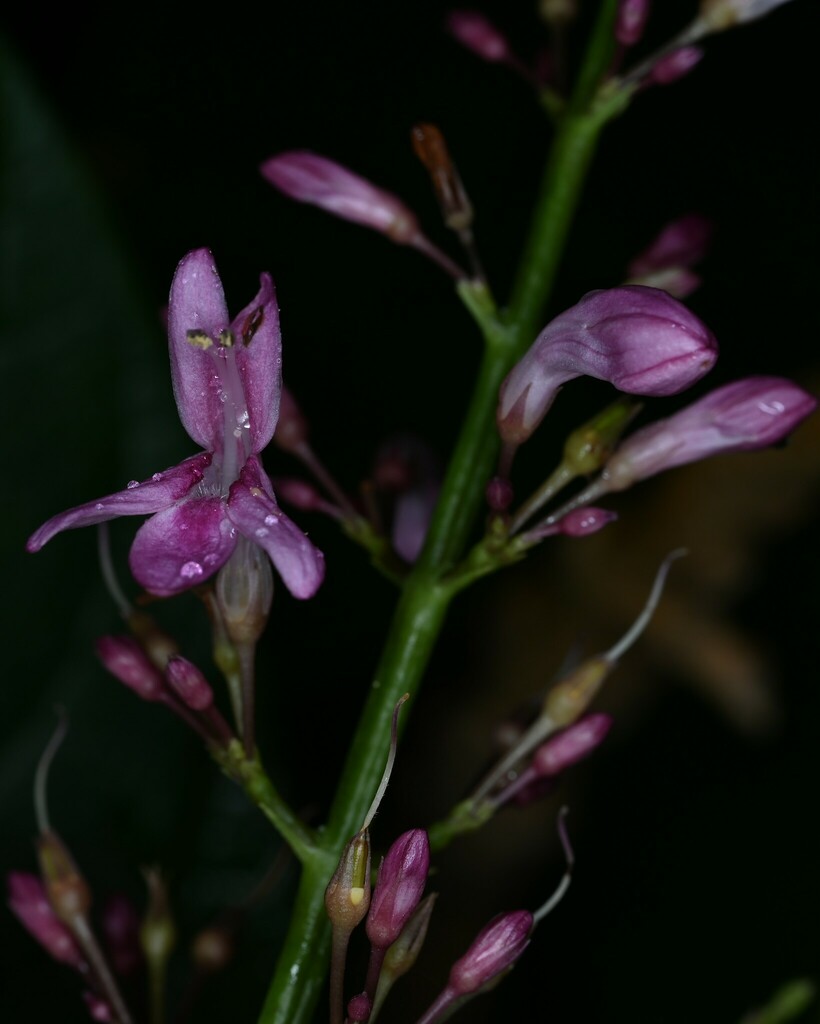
[{"xmin": 27, "ymin": 250, "xmax": 325, "ymax": 599}]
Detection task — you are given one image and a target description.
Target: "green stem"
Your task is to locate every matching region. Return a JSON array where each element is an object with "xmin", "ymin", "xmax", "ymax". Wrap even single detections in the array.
[{"xmin": 257, "ymin": 4, "xmax": 622, "ymax": 1021}]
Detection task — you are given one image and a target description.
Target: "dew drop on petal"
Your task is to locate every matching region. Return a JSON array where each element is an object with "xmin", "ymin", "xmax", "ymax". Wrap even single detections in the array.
[
  {"xmin": 759, "ymin": 400, "xmax": 786, "ymax": 415},
  {"xmin": 95, "ymin": 503, "xmax": 104, "ymax": 510},
  {"xmin": 126, "ymin": 480, "xmax": 139, "ymax": 489},
  {"xmin": 203, "ymin": 553, "xmax": 219, "ymax": 566},
  {"xmin": 264, "ymin": 514, "xmax": 278, "ymax": 526},
  {"xmin": 255, "ymin": 527, "xmax": 269, "ymax": 538},
  {"xmin": 152, "ymin": 473, "xmax": 163, "ymax": 482},
  {"xmin": 180, "ymin": 561, "xmax": 204, "ymax": 579}
]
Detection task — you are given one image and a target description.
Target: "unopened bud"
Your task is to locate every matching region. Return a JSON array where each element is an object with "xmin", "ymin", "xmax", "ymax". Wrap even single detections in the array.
[
  {"xmin": 101, "ymin": 894, "xmax": 142, "ymax": 976},
  {"xmin": 563, "ymin": 399, "xmax": 641, "ymax": 476},
  {"xmin": 347, "ymin": 992, "xmax": 372, "ymax": 1022},
  {"xmin": 274, "ymin": 387, "xmax": 310, "ymax": 454},
  {"xmin": 83, "ymin": 992, "xmax": 114, "ymax": 1022},
  {"xmin": 698, "ymin": 0, "xmax": 795, "ymax": 31},
  {"xmin": 449, "ymin": 910, "xmax": 533, "ymax": 995},
  {"xmin": 411, "ymin": 123, "xmax": 473, "ymax": 233},
  {"xmin": 628, "ymin": 214, "xmax": 713, "ymax": 279},
  {"xmin": 532, "ymin": 714, "xmax": 613, "ymax": 776},
  {"xmin": 554, "ymin": 507, "xmax": 618, "ymax": 538},
  {"xmin": 7, "ymin": 872, "xmax": 83, "ymax": 966},
  {"xmin": 486, "ymin": 476, "xmax": 514, "ymax": 513},
  {"xmin": 96, "ymin": 635, "xmax": 165, "ymax": 701},
  {"xmin": 140, "ymin": 869, "xmax": 176, "ymax": 967},
  {"xmin": 648, "ymin": 46, "xmax": 704, "ymax": 85},
  {"xmin": 262, "ymin": 151, "xmax": 423, "ymax": 245},
  {"xmin": 367, "ymin": 830, "xmax": 430, "ymax": 949},
  {"xmin": 381, "ymin": 893, "xmax": 437, "ymax": 981},
  {"xmin": 498, "ymin": 286, "xmax": 717, "ymax": 445},
  {"xmin": 602, "ymin": 376, "xmax": 817, "ymax": 493},
  {"xmin": 127, "ymin": 611, "xmax": 179, "ymax": 669},
  {"xmin": 544, "ymin": 657, "xmax": 610, "ymax": 727},
  {"xmin": 325, "ymin": 830, "xmax": 371, "ymax": 933},
  {"xmin": 615, "ymin": 0, "xmax": 651, "ymax": 46},
  {"xmin": 446, "ymin": 11, "xmax": 512, "ymax": 63},
  {"xmin": 165, "ymin": 656, "xmax": 214, "ymax": 711},
  {"xmin": 272, "ymin": 477, "xmax": 328, "ymax": 512},
  {"xmin": 216, "ymin": 537, "xmax": 274, "ymax": 645},
  {"xmin": 37, "ymin": 832, "xmax": 91, "ymax": 923}
]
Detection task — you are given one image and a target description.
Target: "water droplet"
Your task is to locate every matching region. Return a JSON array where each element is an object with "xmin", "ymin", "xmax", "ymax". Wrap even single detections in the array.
[
  {"xmin": 264, "ymin": 514, "xmax": 278, "ymax": 526},
  {"xmin": 237, "ymin": 410, "xmax": 249, "ymax": 426},
  {"xmin": 759, "ymin": 400, "xmax": 785, "ymax": 415},
  {"xmin": 203, "ymin": 553, "xmax": 219, "ymax": 566},
  {"xmin": 233, "ymin": 427, "xmax": 242, "ymax": 438},
  {"xmin": 126, "ymin": 480, "xmax": 139, "ymax": 489},
  {"xmin": 180, "ymin": 561, "xmax": 204, "ymax": 579},
  {"xmin": 255, "ymin": 527, "xmax": 269, "ymax": 538},
  {"xmin": 95, "ymin": 503, "xmax": 104, "ymax": 511},
  {"xmin": 152, "ymin": 472, "xmax": 163, "ymax": 482}
]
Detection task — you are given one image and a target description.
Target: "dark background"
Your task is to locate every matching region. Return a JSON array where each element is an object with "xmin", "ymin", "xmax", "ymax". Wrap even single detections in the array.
[{"xmin": 1, "ymin": 1, "xmax": 818, "ymax": 1022}]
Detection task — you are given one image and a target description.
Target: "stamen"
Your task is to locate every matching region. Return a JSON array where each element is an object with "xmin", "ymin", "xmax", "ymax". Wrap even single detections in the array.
[
  {"xmin": 217, "ymin": 329, "xmax": 235, "ymax": 348},
  {"xmin": 186, "ymin": 330, "xmax": 213, "ymax": 350},
  {"xmin": 605, "ymin": 549, "xmax": 686, "ymax": 663},
  {"xmin": 242, "ymin": 307, "xmax": 265, "ymax": 345}
]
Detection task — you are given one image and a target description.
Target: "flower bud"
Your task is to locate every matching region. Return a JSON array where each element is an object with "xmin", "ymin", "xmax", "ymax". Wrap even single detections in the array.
[
  {"xmin": 101, "ymin": 894, "xmax": 142, "ymax": 976},
  {"xmin": 563, "ymin": 399, "xmax": 641, "ymax": 476},
  {"xmin": 165, "ymin": 656, "xmax": 214, "ymax": 711},
  {"xmin": 37, "ymin": 832, "xmax": 91, "ymax": 924},
  {"xmin": 446, "ymin": 11, "xmax": 512, "ymax": 62},
  {"xmin": 486, "ymin": 476, "xmax": 514, "ymax": 512},
  {"xmin": 140, "ymin": 869, "xmax": 176, "ymax": 970},
  {"xmin": 366, "ymin": 830, "xmax": 430, "ymax": 949},
  {"xmin": 83, "ymin": 992, "xmax": 114, "ymax": 1021},
  {"xmin": 273, "ymin": 387, "xmax": 310, "ymax": 454},
  {"xmin": 216, "ymin": 537, "xmax": 274, "ymax": 646},
  {"xmin": 628, "ymin": 215, "xmax": 713, "ymax": 280},
  {"xmin": 648, "ymin": 47, "xmax": 704, "ymax": 86},
  {"xmin": 272, "ymin": 478, "xmax": 328, "ymax": 512},
  {"xmin": 448, "ymin": 910, "xmax": 533, "ymax": 995},
  {"xmin": 602, "ymin": 376, "xmax": 817, "ymax": 492},
  {"xmin": 261, "ymin": 152, "xmax": 423, "ymax": 245},
  {"xmin": 95, "ymin": 635, "xmax": 165, "ymax": 701},
  {"xmin": 532, "ymin": 714, "xmax": 613, "ymax": 776},
  {"xmin": 325, "ymin": 830, "xmax": 372, "ymax": 933},
  {"xmin": 698, "ymin": 0, "xmax": 794, "ymax": 31},
  {"xmin": 615, "ymin": 0, "xmax": 651, "ymax": 47},
  {"xmin": 7, "ymin": 872, "xmax": 83, "ymax": 966},
  {"xmin": 554, "ymin": 507, "xmax": 617, "ymax": 538},
  {"xmin": 347, "ymin": 993, "xmax": 372, "ymax": 1022},
  {"xmin": 381, "ymin": 893, "xmax": 437, "ymax": 981},
  {"xmin": 497, "ymin": 286, "xmax": 717, "ymax": 444}
]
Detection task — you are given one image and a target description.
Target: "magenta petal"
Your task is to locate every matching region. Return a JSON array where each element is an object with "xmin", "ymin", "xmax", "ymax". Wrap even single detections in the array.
[
  {"xmin": 27, "ymin": 453, "xmax": 212, "ymax": 552},
  {"xmin": 168, "ymin": 249, "xmax": 231, "ymax": 450},
  {"xmin": 226, "ymin": 457, "xmax": 325, "ymax": 599},
  {"xmin": 128, "ymin": 497, "xmax": 237, "ymax": 596},
  {"xmin": 230, "ymin": 273, "xmax": 282, "ymax": 452}
]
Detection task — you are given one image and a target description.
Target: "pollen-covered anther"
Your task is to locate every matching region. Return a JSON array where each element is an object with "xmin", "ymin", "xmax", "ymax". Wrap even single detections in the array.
[
  {"xmin": 217, "ymin": 329, "xmax": 235, "ymax": 348},
  {"xmin": 186, "ymin": 330, "xmax": 213, "ymax": 350},
  {"xmin": 242, "ymin": 306, "xmax": 265, "ymax": 345}
]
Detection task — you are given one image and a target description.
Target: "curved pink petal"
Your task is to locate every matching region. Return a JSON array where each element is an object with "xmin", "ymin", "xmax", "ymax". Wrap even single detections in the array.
[
  {"xmin": 226, "ymin": 456, "xmax": 325, "ymax": 599},
  {"xmin": 128, "ymin": 497, "xmax": 237, "ymax": 596},
  {"xmin": 168, "ymin": 249, "xmax": 231, "ymax": 450},
  {"xmin": 230, "ymin": 272, "xmax": 282, "ymax": 452},
  {"xmin": 26, "ymin": 453, "xmax": 211, "ymax": 552}
]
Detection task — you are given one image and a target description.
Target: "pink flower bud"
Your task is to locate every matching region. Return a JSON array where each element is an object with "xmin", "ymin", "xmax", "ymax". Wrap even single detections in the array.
[
  {"xmin": 648, "ymin": 46, "xmax": 704, "ymax": 86},
  {"xmin": 448, "ymin": 910, "xmax": 532, "ymax": 994},
  {"xmin": 273, "ymin": 387, "xmax": 310, "ymax": 454},
  {"xmin": 532, "ymin": 714, "xmax": 613, "ymax": 776},
  {"xmin": 165, "ymin": 657, "xmax": 214, "ymax": 711},
  {"xmin": 261, "ymin": 152, "xmax": 422, "ymax": 245},
  {"xmin": 557, "ymin": 507, "xmax": 617, "ymax": 537},
  {"xmin": 446, "ymin": 10, "xmax": 512, "ymax": 62},
  {"xmin": 486, "ymin": 476, "xmax": 514, "ymax": 512},
  {"xmin": 83, "ymin": 992, "xmax": 114, "ymax": 1022},
  {"xmin": 498, "ymin": 286, "xmax": 718, "ymax": 444},
  {"xmin": 347, "ymin": 993, "xmax": 372, "ymax": 1022},
  {"xmin": 101, "ymin": 894, "xmax": 142, "ymax": 976},
  {"xmin": 95, "ymin": 635, "xmax": 165, "ymax": 701},
  {"xmin": 628, "ymin": 215, "xmax": 713, "ymax": 279},
  {"xmin": 7, "ymin": 872, "xmax": 84, "ymax": 967},
  {"xmin": 271, "ymin": 477, "xmax": 328, "ymax": 512},
  {"xmin": 615, "ymin": 0, "xmax": 651, "ymax": 46},
  {"xmin": 604, "ymin": 376, "xmax": 817, "ymax": 491},
  {"xmin": 366, "ymin": 830, "xmax": 430, "ymax": 949}
]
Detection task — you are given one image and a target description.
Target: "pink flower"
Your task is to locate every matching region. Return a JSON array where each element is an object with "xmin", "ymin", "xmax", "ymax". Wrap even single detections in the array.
[
  {"xmin": 28, "ymin": 250, "xmax": 324, "ymax": 599},
  {"xmin": 602, "ymin": 375, "xmax": 816, "ymax": 490},
  {"xmin": 498, "ymin": 286, "xmax": 718, "ymax": 444},
  {"xmin": 446, "ymin": 11, "xmax": 513, "ymax": 63}
]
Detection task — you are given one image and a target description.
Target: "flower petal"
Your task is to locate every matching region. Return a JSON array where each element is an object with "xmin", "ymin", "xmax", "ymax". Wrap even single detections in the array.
[
  {"xmin": 230, "ymin": 272, "xmax": 282, "ymax": 452},
  {"xmin": 168, "ymin": 249, "xmax": 231, "ymax": 450},
  {"xmin": 26, "ymin": 453, "xmax": 211, "ymax": 552},
  {"xmin": 226, "ymin": 456, "xmax": 325, "ymax": 599},
  {"xmin": 128, "ymin": 497, "xmax": 237, "ymax": 596}
]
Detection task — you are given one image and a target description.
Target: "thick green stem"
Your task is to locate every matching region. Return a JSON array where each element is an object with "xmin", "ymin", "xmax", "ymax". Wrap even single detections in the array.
[{"xmin": 258, "ymin": 4, "xmax": 621, "ymax": 1021}]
